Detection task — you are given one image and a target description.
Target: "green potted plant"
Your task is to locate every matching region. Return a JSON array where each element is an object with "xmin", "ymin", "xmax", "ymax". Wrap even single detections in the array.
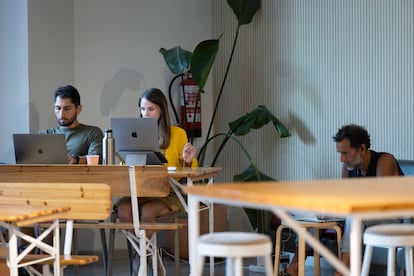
[{"xmin": 160, "ymin": 0, "xmax": 290, "ymax": 183}]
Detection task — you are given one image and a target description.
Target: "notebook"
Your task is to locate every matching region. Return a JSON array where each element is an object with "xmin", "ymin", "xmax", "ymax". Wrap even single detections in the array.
[
  {"xmin": 110, "ymin": 117, "xmax": 168, "ymax": 165},
  {"xmin": 290, "ymin": 210, "xmax": 344, "ymax": 223},
  {"xmin": 13, "ymin": 133, "xmax": 68, "ymax": 164}
]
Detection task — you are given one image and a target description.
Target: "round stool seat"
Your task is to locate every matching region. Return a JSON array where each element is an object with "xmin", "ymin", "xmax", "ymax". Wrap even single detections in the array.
[
  {"xmin": 364, "ymin": 224, "xmax": 414, "ymax": 246},
  {"xmin": 361, "ymin": 223, "xmax": 414, "ymax": 276},
  {"xmin": 197, "ymin": 232, "xmax": 273, "ymax": 276},
  {"xmin": 198, "ymin": 232, "xmax": 272, "ymax": 257}
]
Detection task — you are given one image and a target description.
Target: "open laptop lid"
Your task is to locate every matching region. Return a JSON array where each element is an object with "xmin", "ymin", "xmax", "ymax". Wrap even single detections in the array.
[
  {"xmin": 13, "ymin": 134, "xmax": 68, "ymax": 164},
  {"xmin": 110, "ymin": 117, "xmax": 167, "ymax": 165},
  {"xmin": 290, "ymin": 210, "xmax": 344, "ymax": 222}
]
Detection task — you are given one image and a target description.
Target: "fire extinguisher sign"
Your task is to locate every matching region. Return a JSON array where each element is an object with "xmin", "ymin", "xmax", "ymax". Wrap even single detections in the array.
[{"xmin": 180, "ymin": 77, "xmax": 202, "ymax": 137}]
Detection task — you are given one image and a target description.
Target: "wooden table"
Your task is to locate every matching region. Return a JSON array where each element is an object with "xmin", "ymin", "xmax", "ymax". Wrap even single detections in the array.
[
  {"xmin": 185, "ymin": 176, "xmax": 414, "ymax": 276},
  {"xmin": 0, "ymin": 164, "xmax": 222, "ymax": 275},
  {"xmin": 0, "ymin": 205, "xmax": 70, "ymax": 276},
  {"xmin": 0, "ymin": 164, "xmax": 168, "ymax": 276}
]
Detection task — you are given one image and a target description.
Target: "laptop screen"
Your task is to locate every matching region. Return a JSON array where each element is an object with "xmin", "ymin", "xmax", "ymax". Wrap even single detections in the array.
[
  {"xmin": 13, "ymin": 134, "xmax": 68, "ymax": 164},
  {"xmin": 110, "ymin": 117, "xmax": 167, "ymax": 165}
]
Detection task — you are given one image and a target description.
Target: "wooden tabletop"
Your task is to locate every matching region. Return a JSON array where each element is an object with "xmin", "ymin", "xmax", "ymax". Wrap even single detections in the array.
[
  {"xmin": 168, "ymin": 167, "xmax": 222, "ymax": 181},
  {"xmin": 0, "ymin": 205, "xmax": 70, "ymax": 226},
  {"xmin": 0, "ymin": 165, "xmax": 221, "ymax": 197},
  {"xmin": 185, "ymin": 176, "xmax": 414, "ymax": 215}
]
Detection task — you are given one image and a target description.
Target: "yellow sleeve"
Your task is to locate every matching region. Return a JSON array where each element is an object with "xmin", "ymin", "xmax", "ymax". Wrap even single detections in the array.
[{"xmin": 165, "ymin": 126, "xmax": 198, "ymax": 168}]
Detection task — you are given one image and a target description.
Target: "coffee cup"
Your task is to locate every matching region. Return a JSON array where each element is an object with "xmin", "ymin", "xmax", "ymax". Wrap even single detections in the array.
[{"xmin": 86, "ymin": 155, "xmax": 100, "ymax": 165}]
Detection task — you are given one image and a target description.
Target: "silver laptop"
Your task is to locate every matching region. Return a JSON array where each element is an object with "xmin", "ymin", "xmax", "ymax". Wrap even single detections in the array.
[
  {"xmin": 290, "ymin": 210, "xmax": 344, "ymax": 223},
  {"xmin": 110, "ymin": 117, "xmax": 168, "ymax": 165},
  {"xmin": 13, "ymin": 134, "xmax": 68, "ymax": 164}
]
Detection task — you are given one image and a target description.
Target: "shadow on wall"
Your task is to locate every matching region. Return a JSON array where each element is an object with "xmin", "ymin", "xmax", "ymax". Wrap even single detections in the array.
[
  {"xmin": 29, "ymin": 102, "xmax": 40, "ymax": 133},
  {"xmin": 288, "ymin": 111, "xmax": 316, "ymax": 145},
  {"xmin": 100, "ymin": 67, "xmax": 145, "ymax": 117}
]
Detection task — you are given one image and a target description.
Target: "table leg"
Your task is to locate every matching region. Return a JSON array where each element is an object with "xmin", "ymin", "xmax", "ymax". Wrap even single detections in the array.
[
  {"xmin": 350, "ymin": 216, "xmax": 363, "ymax": 276},
  {"xmin": 8, "ymin": 227, "xmax": 18, "ymax": 276},
  {"xmin": 188, "ymin": 195, "xmax": 201, "ymax": 276}
]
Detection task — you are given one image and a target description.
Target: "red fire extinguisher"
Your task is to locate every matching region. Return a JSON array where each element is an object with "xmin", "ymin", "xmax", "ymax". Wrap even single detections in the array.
[{"xmin": 180, "ymin": 75, "xmax": 202, "ymax": 138}]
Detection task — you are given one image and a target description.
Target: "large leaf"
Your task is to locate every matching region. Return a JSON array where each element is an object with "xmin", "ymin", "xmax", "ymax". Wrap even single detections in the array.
[
  {"xmin": 227, "ymin": 0, "xmax": 261, "ymax": 25},
  {"xmin": 228, "ymin": 105, "xmax": 291, "ymax": 137},
  {"xmin": 190, "ymin": 39, "xmax": 219, "ymax": 93},
  {"xmin": 234, "ymin": 164, "xmax": 274, "ymax": 182},
  {"xmin": 159, "ymin": 46, "xmax": 192, "ymax": 75}
]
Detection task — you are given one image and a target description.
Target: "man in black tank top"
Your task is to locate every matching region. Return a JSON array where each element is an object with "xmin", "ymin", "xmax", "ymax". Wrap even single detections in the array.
[
  {"xmin": 284, "ymin": 124, "xmax": 403, "ymax": 276},
  {"xmin": 333, "ymin": 124, "xmax": 403, "ymax": 275}
]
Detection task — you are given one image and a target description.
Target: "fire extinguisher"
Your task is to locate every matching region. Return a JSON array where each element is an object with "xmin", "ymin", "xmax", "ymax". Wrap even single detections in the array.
[{"xmin": 180, "ymin": 75, "xmax": 202, "ymax": 138}]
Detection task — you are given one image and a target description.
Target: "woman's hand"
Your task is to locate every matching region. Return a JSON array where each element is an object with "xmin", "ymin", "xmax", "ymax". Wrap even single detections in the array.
[{"xmin": 182, "ymin": 143, "xmax": 196, "ymax": 165}]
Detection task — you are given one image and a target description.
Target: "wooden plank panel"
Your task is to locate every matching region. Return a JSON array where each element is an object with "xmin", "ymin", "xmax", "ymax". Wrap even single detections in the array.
[
  {"xmin": 0, "ymin": 182, "xmax": 111, "ymax": 220},
  {"xmin": 0, "ymin": 165, "xmax": 168, "ymax": 197}
]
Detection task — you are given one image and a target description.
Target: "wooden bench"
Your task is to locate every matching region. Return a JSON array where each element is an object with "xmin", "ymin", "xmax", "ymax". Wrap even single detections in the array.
[
  {"xmin": 0, "ymin": 182, "xmax": 112, "ymax": 275},
  {"xmin": 37, "ymin": 219, "xmax": 186, "ymax": 273}
]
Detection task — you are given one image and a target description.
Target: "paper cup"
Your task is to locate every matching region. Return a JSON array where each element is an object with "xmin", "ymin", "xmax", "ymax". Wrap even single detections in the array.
[{"xmin": 86, "ymin": 155, "xmax": 99, "ymax": 165}]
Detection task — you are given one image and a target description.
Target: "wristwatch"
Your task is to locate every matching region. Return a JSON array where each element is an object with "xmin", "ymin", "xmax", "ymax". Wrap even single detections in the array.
[{"xmin": 71, "ymin": 154, "xmax": 79, "ymax": 164}]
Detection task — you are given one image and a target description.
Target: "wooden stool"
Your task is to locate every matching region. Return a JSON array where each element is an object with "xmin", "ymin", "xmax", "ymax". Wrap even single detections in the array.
[
  {"xmin": 274, "ymin": 221, "xmax": 342, "ymax": 276},
  {"xmin": 197, "ymin": 232, "xmax": 273, "ymax": 276},
  {"xmin": 361, "ymin": 224, "xmax": 414, "ymax": 276}
]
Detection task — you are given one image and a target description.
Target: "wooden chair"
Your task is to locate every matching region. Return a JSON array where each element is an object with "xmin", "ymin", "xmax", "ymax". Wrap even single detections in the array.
[
  {"xmin": 274, "ymin": 221, "xmax": 342, "ymax": 276},
  {"xmin": 0, "ymin": 182, "xmax": 112, "ymax": 275}
]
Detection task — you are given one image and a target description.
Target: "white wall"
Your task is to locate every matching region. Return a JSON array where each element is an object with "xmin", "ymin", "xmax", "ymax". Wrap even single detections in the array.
[
  {"xmin": 0, "ymin": 0, "xmax": 29, "ymax": 163},
  {"xmin": 1, "ymin": 0, "xmax": 212, "ymax": 164},
  {"xmin": 212, "ymin": 0, "xmax": 414, "ymax": 182},
  {"xmin": 73, "ymin": 0, "xmax": 213, "ymax": 152},
  {"xmin": 28, "ymin": 0, "xmax": 75, "ymax": 132}
]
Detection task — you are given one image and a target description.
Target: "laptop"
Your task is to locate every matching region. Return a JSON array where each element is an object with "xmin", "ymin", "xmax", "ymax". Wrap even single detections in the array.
[
  {"xmin": 13, "ymin": 133, "xmax": 68, "ymax": 164},
  {"xmin": 290, "ymin": 210, "xmax": 344, "ymax": 223},
  {"xmin": 110, "ymin": 117, "xmax": 168, "ymax": 165}
]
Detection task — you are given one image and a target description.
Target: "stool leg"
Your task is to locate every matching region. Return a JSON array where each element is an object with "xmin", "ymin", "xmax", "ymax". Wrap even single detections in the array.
[
  {"xmin": 298, "ymin": 236, "xmax": 306, "ymax": 276},
  {"xmin": 333, "ymin": 225, "xmax": 342, "ymax": 259},
  {"xmin": 313, "ymin": 229, "xmax": 321, "ymax": 276},
  {"xmin": 197, "ymin": 255, "xmax": 205, "ymax": 276},
  {"xmin": 226, "ymin": 257, "xmax": 234, "ymax": 276},
  {"xmin": 274, "ymin": 225, "xmax": 285, "ymax": 275},
  {"xmin": 387, "ymin": 247, "xmax": 396, "ymax": 276},
  {"xmin": 361, "ymin": 245, "xmax": 373, "ymax": 276},
  {"xmin": 264, "ymin": 254, "xmax": 274, "ymax": 276},
  {"xmin": 406, "ymin": 246, "xmax": 413, "ymax": 276},
  {"xmin": 234, "ymin": 257, "xmax": 243, "ymax": 276}
]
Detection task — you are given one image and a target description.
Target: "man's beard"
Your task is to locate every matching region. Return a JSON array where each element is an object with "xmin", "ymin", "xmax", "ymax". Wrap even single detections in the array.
[
  {"xmin": 346, "ymin": 154, "xmax": 362, "ymax": 171},
  {"xmin": 58, "ymin": 116, "xmax": 76, "ymax": 127}
]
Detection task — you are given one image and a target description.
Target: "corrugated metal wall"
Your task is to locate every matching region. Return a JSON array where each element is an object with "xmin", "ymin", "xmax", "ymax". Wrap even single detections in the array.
[{"xmin": 210, "ymin": 0, "xmax": 414, "ymax": 182}]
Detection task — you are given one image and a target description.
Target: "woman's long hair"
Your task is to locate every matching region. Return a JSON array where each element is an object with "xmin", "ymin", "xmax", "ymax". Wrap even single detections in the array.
[{"xmin": 138, "ymin": 88, "xmax": 171, "ymax": 149}]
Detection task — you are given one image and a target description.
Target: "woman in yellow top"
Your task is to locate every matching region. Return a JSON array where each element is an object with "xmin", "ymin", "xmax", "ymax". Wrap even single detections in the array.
[{"xmin": 116, "ymin": 88, "xmax": 197, "ymax": 229}]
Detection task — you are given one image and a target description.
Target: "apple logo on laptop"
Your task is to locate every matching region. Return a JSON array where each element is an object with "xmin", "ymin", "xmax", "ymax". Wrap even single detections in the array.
[{"xmin": 131, "ymin": 131, "xmax": 138, "ymax": 138}]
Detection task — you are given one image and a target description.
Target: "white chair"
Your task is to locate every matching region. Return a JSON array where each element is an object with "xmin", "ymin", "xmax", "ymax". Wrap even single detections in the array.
[
  {"xmin": 197, "ymin": 231, "xmax": 273, "ymax": 276},
  {"xmin": 361, "ymin": 223, "xmax": 414, "ymax": 276}
]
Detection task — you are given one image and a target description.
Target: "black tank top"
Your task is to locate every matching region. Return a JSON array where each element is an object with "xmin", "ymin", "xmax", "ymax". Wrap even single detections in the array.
[{"xmin": 348, "ymin": 150, "xmax": 404, "ymax": 177}]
